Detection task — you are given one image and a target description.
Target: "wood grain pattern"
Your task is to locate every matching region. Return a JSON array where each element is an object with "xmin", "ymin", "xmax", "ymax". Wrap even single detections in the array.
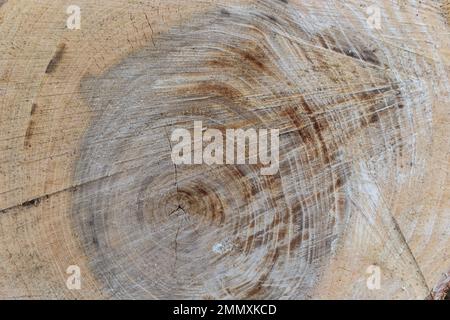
[{"xmin": 0, "ymin": 0, "xmax": 449, "ymax": 299}]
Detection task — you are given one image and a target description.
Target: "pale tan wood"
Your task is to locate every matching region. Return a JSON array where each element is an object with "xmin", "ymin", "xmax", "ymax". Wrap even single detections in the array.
[{"xmin": 0, "ymin": 0, "xmax": 448, "ymax": 299}]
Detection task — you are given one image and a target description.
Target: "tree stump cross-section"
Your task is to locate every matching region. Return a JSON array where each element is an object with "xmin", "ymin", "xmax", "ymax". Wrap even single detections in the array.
[{"xmin": 0, "ymin": 0, "xmax": 449, "ymax": 300}]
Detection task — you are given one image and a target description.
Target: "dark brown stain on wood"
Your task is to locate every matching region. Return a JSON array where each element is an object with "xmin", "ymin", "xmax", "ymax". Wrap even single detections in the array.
[
  {"xmin": 24, "ymin": 120, "xmax": 34, "ymax": 147},
  {"xmin": 24, "ymin": 104, "xmax": 39, "ymax": 147},
  {"xmin": 21, "ymin": 194, "xmax": 49, "ymax": 208},
  {"xmin": 282, "ymin": 99, "xmax": 333, "ymax": 165},
  {"xmin": 30, "ymin": 103, "xmax": 37, "ymax": 116},
  {"xmin": 191, "ymin": 82, "xmax": 243, "ymax": 100},
  {"xmin": 45, "ymin": 43, "xmax": 66, "ymax": 74}
]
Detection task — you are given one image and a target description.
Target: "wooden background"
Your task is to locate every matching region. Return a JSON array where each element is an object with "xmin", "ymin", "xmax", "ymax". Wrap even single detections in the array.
[{"xmin": 0, "ymin": 0, "xmax": 449, "ymax": 299}]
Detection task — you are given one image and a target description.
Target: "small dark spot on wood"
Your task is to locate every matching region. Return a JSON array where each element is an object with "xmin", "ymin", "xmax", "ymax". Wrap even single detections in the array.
[
  {"xmin": 369, "ymin": 113, "xmax": 379, "ymax": 124},
  {"xmin": 265, "ymin": 14, "xmax": 278, "ymax": 23},
  {"xmin": 220, "ymin": 8, "xmax": 230, "ymax": 16},
  {"xmin": 335, "ymin": 177, "xmax": 344, "ymax": 189},
  {"xmin": 344, "ymin": 49, "xmax": 358, "ymax": 59},
  {"xmin": 360, "ymin": 49, "xmax": 380, "ymax": 65},
  {"xmin": 339, "ymin": 47, "xmax": 380, "ymax": 65},
  {"xmin": 45, "ymin": 43, "xmax": 66, "ymax": 74},
  {"xmin": 22, "ymin": 198, "xmax": 41, "ymax": 207},
  {"xmin": 24, "ymin": 120, "xmax": 34, "ymax": 147},
  {"xmin": 92, "ymin": 236, "xmax": 99, "ymax": 248},
  {"xmin": 21, "ymin": 195, "xmax": 49, "ymax": 208},
  {"xmin": 30, "ymin": 103, "xmax": 37, "ymax": 115}
]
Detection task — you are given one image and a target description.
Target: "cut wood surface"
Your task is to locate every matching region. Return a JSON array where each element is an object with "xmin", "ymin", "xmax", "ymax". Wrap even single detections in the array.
[{"xmin": 0, "ymin": 0, "xmax": 449, "ymax": 299}]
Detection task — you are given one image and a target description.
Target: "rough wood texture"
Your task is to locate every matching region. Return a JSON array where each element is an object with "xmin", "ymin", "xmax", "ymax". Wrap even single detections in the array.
[{"xmin": 0, "ymin": 0, "xmax": 449, "ymax": 299}]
